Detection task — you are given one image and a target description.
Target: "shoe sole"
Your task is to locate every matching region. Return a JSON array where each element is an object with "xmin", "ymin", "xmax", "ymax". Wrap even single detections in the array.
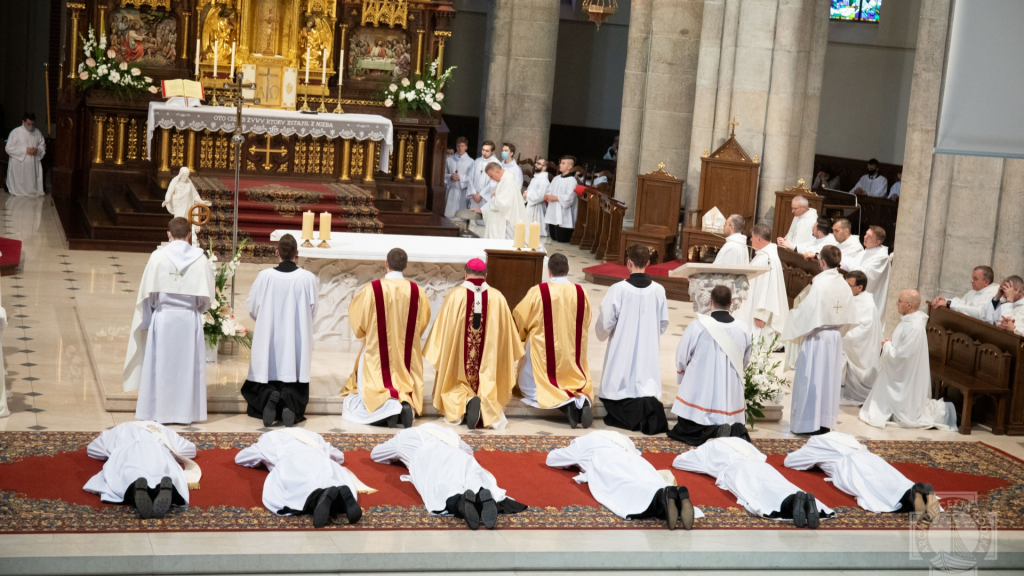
[
  {"xmin": 680, "ymin": 497, "xmax": 695, "ymax": 530},
  {"xmin": 805, "ymin": 492, "xmax": 820, "ymax": 529},
  {"xmin": 152, "ymin": 476, "xmax": 174, "ymax": 518},
  {"xmin": 461, "ymin": 489, "xmax": 481, "ymax": 530},
  {"xmin": 466, "ymin": 399, "xmax": 481, "ymax": 431},
  {"xmin": 400, "ymin": 404, "xmax": 414, "ymax": 429},
  {"xmin": 312, "ymin": 487, "xmax": 338, "ymax": 528},
  {"xmin": 263, "ymin": 392, "xmax": 280, "ymax": 427},
  {"xmin": 339, "ymin": 486, "xmax": 362, "ymax": 524},
  {"xmin": 282, "ymin": 408, "xmax": 296, "ymax": 428},
  {"xmin": 567, "ymin": 405, "xmax": 580, "ymax": 429},
  {"xmin": 133, "ymin": 477, "xmax": 154, "ymax": 519},
  {"xmin": 478, "ymin": 489, "xmax": 498, "ymax": 530},
  {"xmin": 580, "ymin": 404, "xmax": 593, "ymax": 429},
  {"xmin": 664, "ymin": 490, "xmax": 678, "ymax": 531},
  {"xmin": 715, "ymin": 423, "xmax": 732, "ymax": 438},
  {"xmin": 792, "ymin": 492, "xmax": 807, "ymax": 528},
  {"xmin": 925, "ymin": 494, "xmax": 941, "ymax": 522}
]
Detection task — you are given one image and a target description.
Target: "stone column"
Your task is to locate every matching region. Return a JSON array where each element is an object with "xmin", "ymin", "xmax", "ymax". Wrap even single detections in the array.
[
  {"xmin": 993, "ymin": 159, "xmax": 1024, "ymax": 277},
  {"xmin": 612, "ymin": 0, "xmax": 654, "ymax": 217},
  {"xmin": 795, "ymin": 0, "xmax": 831, "ymax": 180},
  {"xmin": 479, "ymin": 0, "xmax": 514, "ymax": 149},
  {"xmin": 710, "ymin": 0, "xmax": 741, "ymax": 145},
  {"xmin": 916, "ymin": 154, "xmax": 954, "ymax": 298},
  {"xmin": 937, "ymin": 156, "xmax": 1004, "ymax": 294},
  {"xmin": 684, "ymin": 0, "xmax": 726, "ymax": 208}
]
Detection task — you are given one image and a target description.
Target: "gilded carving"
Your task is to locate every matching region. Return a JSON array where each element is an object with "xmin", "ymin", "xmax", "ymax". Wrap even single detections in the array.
[
  {"xmin": 215, "ymin": 132, "xmax": 229, "ymax": 169},
  {"xmin": 126, "ymin": 118, "xmax": 139, "ymax": 161},
  {"xmin": 322, "ymin": 140, "xmax": 335, "ymax": 174},
  {"xmin": 404, "ymin": 138, "xmax": 414, "ymax": 177},
  {"xmin": 171, "ymin": 131, "xmax": 185, "ymax": 167},
  {"xmin": 105, "ymin": 121, "xmax": 116, "ymax": 160},
  {"xmin": 294, "ymin": 140, "xmax": 307, "ymax": 173},
  {"xmin": 350, "ymin": 142, "xmax": 364, "ymax": 178},
  {"xmin": 309, "ymin": 140, "xmax": 322, "ymax": 174},
  {"xmin": 200, "ymin": 130, "xmax": 214, "ymax": 169}
]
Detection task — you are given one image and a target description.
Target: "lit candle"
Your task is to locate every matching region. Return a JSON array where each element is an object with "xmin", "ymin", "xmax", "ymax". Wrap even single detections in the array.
[
  {"xmin": 213, "ymin": 40, "xmax": 219, "ymax": 77},
  {"xmin": 528, "ymin": 222, "xmax": 541, "ymax": 249},
  {"xmin": 322, "ymin": 48, "xmax": 328, "ymax": 84},
  {"xmin": 301, "ymin": 211, "xmax": 314, "ymax": 240},
  {"xmin": 229, "ymin": 42, "xmax": 236, "ymax": 79},
  {"xmin": 319, "ymin": 212, "xmax": 332, "ymax": 241},
  {"xmin": 195, "ymin": 39, "xmax": 201, "ymax": 76},
  {"xmin": 305, "ymin": 46, "xmax": 310, "ymax": 84},
  {"xmin": 513, "ymin": 221, "xmax": 526, "ymax": 249},
  {"xmin": 339, "ymin": 50, "xmax": 344, "ymax": 86}
]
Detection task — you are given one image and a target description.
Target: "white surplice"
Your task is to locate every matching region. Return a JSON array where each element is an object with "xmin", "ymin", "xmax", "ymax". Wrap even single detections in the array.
[
  {"xmin": 4, "ymin": 125, "xmax": 45, "ymax": 197},
  {"xmin": 124, "ymin": 241, "xmax": 215, "ymax": 424},
  {"xmin": 246, "ymin": 266, "xmax": 319, "ymax": 384},
  {"xmin": 672, "ymin": 313, "xmax": 751, "ymax": 425},
  {"xmin": 841, "ymin": 245, "xmax": 891, "ymax": 315},
  {"xmin": 235, "ymin": 429, "xmax": 363, "ymax": 515},
  {"xmin": 840, "ymin": 292, "xmax": 883, "ymax": 406},
  {"xmin": 859, "ymin": 311, "xmax": 957, "ymax": 430},
  {"xmin": 785, "ymin": 208, "xmax": 818, "ymax": 247},
  {"xmin": 466, "ymin": 155, "xmax": 500, "ymax": 210},
  {"xmin": 714, "ymin": 233, "xmax": 750, "ymax": 266},
  {"xmin": 948, "ymin": 283, "xmax": 999, "ymax": 321},
  {"xmin": 371, "ymin": 423, "xmax": 510, "ymax": 514},
  {"xmin": 501, "ymin": 159, "xmax": 524, "ymax": 191},
  {"xmin": 524, "ymin": 172, "xmax": 549, "ymax": 236},
  {"xmin": 673, "ymin": 437, "xmax": 832, "ymax": 519},
  {"xmin": 444, "ymin": 152, "xmax": 474, "ymax": 218},
  {"xmin": 984, "ymin": 298, "xmax": 1024, "ymax": 331},
  {"xmin": 481, "ymin": 168, "xmax": 528, "ymax": 240},
  {"xmin": 784, "ymin": 432, "xmax": 914, "ymax": 513},
  {"xmin": 835, "ymin": 235, "xmax": 864, "ymax": 261},
  {"xmin": 595, "ymin": 279, "xmax": 669, "ymax": 401},
  {"xmin": 746, "ymin": 243, "xmax": 788, "ymax": 344},
  {"xmin": 548, "ymin": 430, "xmax": 705, "ymax": 520},
  {"xmin": 83, "ymin": 422, "xmax": 195, "ymax": 505},
  {"xmin": 850, "ymin": 174, "xmax": 889, "ymax": 198},
  {"xmin": 781, "ymin": 268, "xmax": 859, "ymax": 434},
  {"xmin": 543, "ymin": 174, "xmax": 578, "ymax": 229},
  {"xmin": 794, "ymin": 233, "xmax": 839, "ymax": 257}
]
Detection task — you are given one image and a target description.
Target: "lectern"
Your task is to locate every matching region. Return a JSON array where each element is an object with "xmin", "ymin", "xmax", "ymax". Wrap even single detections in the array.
[
  {"xmin": 669, "ymin": 262, "xmax": 768, "ymax": 314},
  {"xmin": 485, "ymin": 249, "xmax": 546, "ymax": 310}
]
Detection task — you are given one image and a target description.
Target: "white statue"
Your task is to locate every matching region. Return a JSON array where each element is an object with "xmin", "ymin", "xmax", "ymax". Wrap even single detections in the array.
[{"xmin": 163, "ymin": 167, "xmax": 211, "ymax": 247}]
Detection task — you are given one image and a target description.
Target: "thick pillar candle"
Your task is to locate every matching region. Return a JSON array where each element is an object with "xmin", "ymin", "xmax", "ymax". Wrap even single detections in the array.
[
  {"xmin": 513, "ymin": 221, "xmax": 526, "ymax": 249},
  {"xmin": 213, "ymin": 41, "xmax": 218, "ymax": 77},
  {"xmin": 229, "ymin": 42, "xmax": 236, "ymax": 79},
  {"xmin": 301, "ymin": 211, "xmax": 314, "ymax": 239},
  {"xmin": 319, "ymin": 212, "xmax": 332, "ymax": 241},
  {"xmin": 322, "ymin": 48, "xmax": 328, "ymax": 84},
  {"xmin": 305, "ymin": 47, "xmax": 310, "ymax": 83},
  {"xmin": 528, "ymin": 222, "xmax": 541, "ymax": 249},
  {"xmin": 195, "ymin": 39, "xmax": 201, "ymax": 75}
]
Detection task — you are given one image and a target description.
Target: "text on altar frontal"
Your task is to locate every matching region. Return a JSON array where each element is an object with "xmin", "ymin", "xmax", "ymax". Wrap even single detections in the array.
[{"xmin": 211, "ymin": 115, "xmax": 334, "ymax": 129}]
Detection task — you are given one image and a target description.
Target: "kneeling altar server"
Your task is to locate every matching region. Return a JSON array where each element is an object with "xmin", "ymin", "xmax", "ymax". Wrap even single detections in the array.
[
  {"xmin": 241, "ymin": 234, "xmax": 319, "ymax": 427},
  {"xmin": 371, "ymin": 423, "xmax": 528, "ymax": 530},
  {"xmin": 236, "ymin": 428, "xmax": 369, "ymax": 528}
]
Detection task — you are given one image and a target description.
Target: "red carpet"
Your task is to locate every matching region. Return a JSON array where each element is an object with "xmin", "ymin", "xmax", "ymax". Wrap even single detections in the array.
[
  {"xmin": 1, "ymin": 433, "xmax": 1020, "ymax": 533},
  {"xmin": 583, "ymin": 260, "xmax": 683, "ymax": 281}
]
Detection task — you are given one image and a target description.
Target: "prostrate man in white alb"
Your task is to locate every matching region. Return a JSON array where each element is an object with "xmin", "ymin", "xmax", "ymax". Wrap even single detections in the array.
[
  {"xmin": 744, "ymin": 222, "xmax": 788, "ymax": 345},
  {"xmin": 673, "ymin": 437, "xmax": 833, "ymax": 529},
  {"xmin": 235, "ymin": 428, "xmax": 367, "ymax": 528},
  {"xmin": 241, "ymin": 234, "xmax": 319, "ymax": 427},
  {"xmin": 479, "ymin": 162, "xmax": 528, "ymax": 240},
  {"xmin": 778, "ymin": 217, "xmax": 837, "ymax": 261},
  {"xmin": 543, "ymin": 156, "xmax": 579, "ymax": 243},
  {"xmin": 83, "ymin": 421, "xmax": 198, "ymax": 519},
  {"xmin": 840, "ymin": 225, "xmax": 891, "ymax": 314},
  {"xmin": 983, "ymin": 275, "xmax": 1024, "ymax": 329},
  {"xmin": 930, "ymin": 265, "xmax": 999, "ymax": 320},
  {"xmin": 596, "ymin": 245, "xmax": 670, "ymax": 435},
  {"xmin": 444, "ymin": 136, "xmax": 474, "ymax": 219},
  {"xmin": 860, "ymin": 290, "xmax": 957, "ymax": 431},
  {"xmin": 669, "ymin": 286, "xmax": 752, "ymax": 445},
  {"xmin": 831, "ymin": 218, "xmax": 863, "ymax": 261},
  {"xmin": 780, "ymin": 245, "xmax": 859, "ymax": 435},
  {"xmin": 467, "ymin": 140, "xmax": 500, "ymax": 210},
  {"xmin": 850, "ymin": 158, "xmax": 889, "ymax": 198},
  {"xmin": 4, "ymin": 112, "xmax": 46, "ymax": 197},
  {"xmin": 839, "ymin": 271, "xmax": 883, "ymax": 406},
  {"xmin": 499, "ymin": 142, "xmax": 524, "ymax": 191},
  {"xmin": 785, "ymin": 431, "xmax": 941, "ymax": 520},
  {"xmin": 371, "ymin": 423, "xmax": 528, "ymax": 530},
  {"xmin": 123, "ymin": 217, "xmax": 215, "ymax": 424},
  {"xmin": 547, "ymin": 430, "xmax": 701, "ymax": 530},
  {"xmin": 781, "ymin": 195, "xmax": 817, "ymax": 247},
  {"xmin": 713, "ymin": 214, "xmax": 750, "ymax": 265},
  {"xmin": 523, "ymin": 158, "xmax": 550, "ymax": 237}
]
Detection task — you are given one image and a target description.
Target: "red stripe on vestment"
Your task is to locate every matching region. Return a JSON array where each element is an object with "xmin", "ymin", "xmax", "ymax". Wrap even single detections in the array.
[
  {"xmin": 538, "ymin": 284, "xmax": 562, "ymax": 394},
  {"xmin": 675, "ymin": 396, "xmax": 745, "ymax": 416},
  {"xmin": 370, "ymin": 280, "xmax": 399, "ymax": 400},
  {"xmin": 403, "ymin": 282, "xmax": 420, "ymax": 373},
  {"xmin": 573, "ymin": 284, "xmax": 587, "ymax": 385}
]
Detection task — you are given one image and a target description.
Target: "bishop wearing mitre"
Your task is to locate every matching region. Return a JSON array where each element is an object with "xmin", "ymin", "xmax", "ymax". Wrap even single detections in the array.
[
  {"xmin": 780, "ymin": 245, "xmax": 859, "ymax": 435},
  {"xmin": 340, "ymin": 248, "xmax": 431, "ymax": 428},
  {"xmin": 4, "ymin": 112, "xmax": 46, "ymax": 197},
  {"xmin": 513, "ymin": 254, "xmax": 594, "ymax": 428},
  {"xmin": 424, "ymin": 258, "xmax": 524, "ymax": 430},
  {"xmin": 480, "ymin": 163, "xmax": 528, "ymax": 240},
  {"xmin": 744, "ymin": 223, "xmax": 788, "ymax": 345},
  {"xmin": 123, "ymin": 218, "xmax": 215, "ymax": 424},
  {"xmin": 714, "ymin": 214, "xmax": 750, "ymax": 266}
]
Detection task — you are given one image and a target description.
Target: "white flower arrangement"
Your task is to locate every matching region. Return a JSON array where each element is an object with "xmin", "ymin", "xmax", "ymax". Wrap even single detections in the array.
[
  {"xmin": 202, "ymin": 239, "xmax": 252, "ymax": 349},
  {"xmin": 743, "ymin": 333, "xmax": 790, "ymax": 425},
  {"xmin": 380, "ymin": 58, "xmax": 456, "ymax": 115},
  {"xmin": 74, "ymin": 26, "xmax": 156, "ymax": 99}
]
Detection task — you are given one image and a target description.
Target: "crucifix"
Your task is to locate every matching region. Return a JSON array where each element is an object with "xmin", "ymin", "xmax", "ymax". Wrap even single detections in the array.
[
  {"xmin": 248, "ymin": 134, "xmax": 289, "ymax": 170},
  {"xmin": 729, "ymin": 117, "xmax": 739, "ymax": 136},
  {"xmin": 833, "ymin": 301, "xmax": 843, "ymax": 314},
  {"xmin": 256, "ymin": 66, "xmax": 281, "ymax": 104}
]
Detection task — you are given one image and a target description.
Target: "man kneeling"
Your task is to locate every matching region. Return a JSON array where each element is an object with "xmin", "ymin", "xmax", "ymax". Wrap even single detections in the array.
[{"xmin": 235, "ymin": 428, "xmax": 368, "ymax": 528}]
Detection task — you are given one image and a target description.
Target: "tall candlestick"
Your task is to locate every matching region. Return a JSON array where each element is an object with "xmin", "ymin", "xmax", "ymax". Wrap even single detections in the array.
[
  {"xmin": 528, "ymin": 222, "xmax": 541, "ymax": 250},
  {"xmin": 229, "ymin": 42, "xmax": 236, "ymax": 79},
  {"xmin": 213, "ymin": 41, "xmax": 219, "ymax": 77},
  {"xmin": 319, "ymin": 212, "xmax": 332, "ymax": 245},
  {"xmin": 513, "ymin": 222, "xmax": 526, "ymax": 249},
  {"xmin": 195, "ymin": 39, "xmax": 201, "ymax": 76},
  {"xmin": 305, "ymin": 47, "xmax": 310, "ymax": 84}
]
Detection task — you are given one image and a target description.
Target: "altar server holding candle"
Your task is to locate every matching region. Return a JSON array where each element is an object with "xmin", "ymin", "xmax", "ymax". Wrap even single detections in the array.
[{"xmin": 480, "ymin": 162, "xmax": 527, "ymax": 240}]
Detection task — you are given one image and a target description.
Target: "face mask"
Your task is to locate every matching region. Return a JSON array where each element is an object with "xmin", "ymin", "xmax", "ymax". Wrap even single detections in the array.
[{"xmin": 501, "ymin": 151, "xmax": 509, "ymax": 161}]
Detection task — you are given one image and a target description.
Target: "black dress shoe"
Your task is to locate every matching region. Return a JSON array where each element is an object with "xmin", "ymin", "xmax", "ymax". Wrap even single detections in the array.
[
  {"xmin": 580, "ymin": 402, "xmax": 593, "ymax": 429},
  {"xmin": 312, "ymin": 487, "xmax": 339, "ymax": 528},
  {"xmin": 386, "ymin": 414, "xmax": 399, "ymax": 428},
  {"xmin": 337, "ymin": 486, "xmax": 362, "ymax": 524},
  {"xmin": 460, "ymin": 489, "xmax": 481, "ymax": 530},
  {"xmin": 263, "ymin": 391, "xmax": 281, "ymax": 427},
  {"xmin": 400, "ymin": 402, "xmax": 414, "ymax": 429},
  {"xmin": 715, "ymin": 423, "xmax": 733, "ymax": 438},
  {"xmin": 566, "ymin": 404, "xmax": 580, "ymax": 429},
  {"xmin": 478, "ymin": 488, "xmax": 498, "ymax": 529},
  {"xmin": 132, "ymin": 477, "xmax": 154, "ymax": 519},
  {"xmin": 677, "ymin": 486, "xmax": 695, "ymax": 530},
  {"xmin": 466, "ymin": 397, "xmax": 482, "ymax": 430},
  {"xmin": 662, "ymin": 488, "xmax": 679, "ymax": 530},
  {"xmin": 792, "ymin": 492, "xmax": 807, "ymax": 528},
  {"xmin": 913, "ymin": 483, "xmax": 940, "ymax": 521},
  {"xmin": 152, "ymin": 476, "xmax": 174, "ymax": 518},
  {"xmin": 282, "ymin": 407, "xmax": 296, "ymax": 428},
  {"xmin": 804, "ymin": 492, "xmax": 820, "ymax": 529}
]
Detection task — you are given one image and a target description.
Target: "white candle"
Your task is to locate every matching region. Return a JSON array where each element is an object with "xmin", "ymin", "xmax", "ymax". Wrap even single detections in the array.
[
  {"xmin": 339, "ymin": 50, "xmax": 344, "ymax": 86},
  {"xmin": 195, "ymin": 39, "xmax": 201, "ymax": 75},
  {"xmin": 229, "ymin": 42, "xmax": 236, "ymax": 79},
  {"xmin": 305, "ymin": 47, "xmax": 310, "ymax": 83},
  {"xmin": 322, "ymin": 48, "xmax": 328, "ymax": 84},
  {"xmin": 213, "ymin": 40, "xmax": 219, "ymax": 77}
]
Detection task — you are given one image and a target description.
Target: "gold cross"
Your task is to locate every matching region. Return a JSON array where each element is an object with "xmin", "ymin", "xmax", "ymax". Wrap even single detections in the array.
[
  {"xmin": 833, "ymin": 301, "xmax": 843, "ymax": 314},
  {"xmin": 248, "ymin": 134, "xmax": 288, "ymax": 170},
  {"xmin": 169, "ymin": 271, "xmax": 183, "ymax": 281},
  {"xmin": 729, "ymin": 117, "xmax": 739, "ymax": 135}
]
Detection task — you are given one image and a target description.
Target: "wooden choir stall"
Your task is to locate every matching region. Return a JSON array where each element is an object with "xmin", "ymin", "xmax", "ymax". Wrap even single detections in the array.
[{"xmin": 618, "ymin": 163, "xmax": 683, "ymax": 265}]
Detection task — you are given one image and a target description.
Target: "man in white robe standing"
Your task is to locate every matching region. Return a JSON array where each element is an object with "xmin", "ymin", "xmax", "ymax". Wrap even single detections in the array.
[
  {"xmin": 123, "ymin": 218, "xmax": 215, "ymax": 424},
  {"xmin": 479, "ymin": 163, "xmax": 527, "ymax": 240},
  {"xmin": 84, "ymin": 421, "xmax": 198, "ymax": 519},
  {"xmin": 547, "ymin": 430, "xmax": 701, "ymax": 530},
  {"xmin": 860, "ymin": 290, "xmax": 957, "ymax": 431},
  {"xmin": 596, "ymin": 245, "xmax": 670, "ymax": 435},
  {"xmin": 499, "ymin": 143, "xmax": 524, "ymax": 191},
  {"xmin": 840, "ymin": 271, "xmax": 883, "ymax": 406},
  {"xmin": 831, "ymin": 219, "xmax": 863, "ymax": 261},
  {"xmin": 850, "ymin": 158, "xmax": 888, "ymax": 198},
  {"xmin": 4, "ymin": 113, "xmax": 46, "ymax": 197},
  {"xmin": 444, "ymin": 136, "xmax": 474, "ymax": 219},
  {"xmin": 543, "ymin": 156, "xmax": 579, "ymax": 243},
  {"xmin": 781, "ymin": 195, "xmax": 817, "ymax": 247},
  {"xmin": 983, "ymin": 275, "xmax": 1024, "ymax": 328},
  {"xmin": 781, "ymin": 245, "xmax": 858, "ymax": 435},
  {"xmin": 930, "ymin": 266, "xmax": 999, "ymax": 320},
  {"xmin": 236, "ymin": 428, "xmax": 367, "ymax": 528},
  {"xmin": 523, "ymin": 158, "xmax": 550, "ymax": 237},
  {"xmin": 371, "ymin": 423, "xmax": 528, "ymax": 530},
  {"xmin": 713, "ymin": 214, "xmax": 749, "ymax": 265},
  {"xmin": 673, "ymin": 437, "xmax": 833, "ymax": 528},
  {"xmin": 785, "ymin": 431, "xmax": 941, "ymax": 520},
  {"xmin": 241, "ymin": 234, "xmax": 319, "ymax": 427},
  {"xmin": 840, "ymin": 225, "xmax": 891, "ymax": 314},
  {"xmin": 466, "ymin": 141, "xmax": 500, "ymax": 211},
  {"xmin": 779, "ymin": 218, "xmax": 837, "ymax": 261},
  {"xmin": 745, "ymin": 222, "xmax": 788, "ymax": 345},
  {"xmin": 669, "ymin": 286, "xmax": 752, "ymax": 445}
]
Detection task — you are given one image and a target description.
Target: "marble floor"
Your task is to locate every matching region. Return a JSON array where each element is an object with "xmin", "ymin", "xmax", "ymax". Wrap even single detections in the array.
[{"xmin": 1, "ymin": 194, "xmax": 1022, "ymax": 575}]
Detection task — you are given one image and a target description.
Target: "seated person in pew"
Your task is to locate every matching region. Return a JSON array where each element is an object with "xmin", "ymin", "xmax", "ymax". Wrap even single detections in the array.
[
  {"xmin": 850, "ymin": 158, "xmax": 889, "ymax": 198},
  {"xmin": 782, "ymin": 195, "xmax": 818, "ymax": 247},
  {"xmin": 778, "ymin": 217, "xmax": 837, "ymax": 261},
  {"xmin": 713, "ymin": 214, "xmax": 750, "ymax": 266},
  {"xmin": 888, "ymin": 172, "xmax": 902, "ymax": 200},
  {"xmin": 831, "ymin": 218, "xmax": 863, "ymax": 261},
  {"xmin": 812, "ymin": 168, "xmax": 841, "ymax": 192},
  {"xmin": 931, "ymin": 266, "xmax": 1000, "ymax": 321},
  {"xmin": 983, "ymin": 275, "xmax": 1024, "ymax": 334}
]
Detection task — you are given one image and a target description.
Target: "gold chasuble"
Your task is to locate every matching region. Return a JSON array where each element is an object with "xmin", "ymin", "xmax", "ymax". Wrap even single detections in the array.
[
  {"xmin": 513, "ymin": 282, "xmax": 593, "ymax": 408},
  {"xmin": 424, "ymin": 282, "xmax": 524, "ymax": 428},
  {"xmin": 342, "ymin": 278, "xmax": 431, "ymax": 415}
]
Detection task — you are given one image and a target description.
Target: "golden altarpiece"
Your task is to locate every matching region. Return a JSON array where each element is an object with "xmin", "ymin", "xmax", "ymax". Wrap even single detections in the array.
[{"xmin": 53, "ymin": 0, "xmax": 458, "ymax": 252}]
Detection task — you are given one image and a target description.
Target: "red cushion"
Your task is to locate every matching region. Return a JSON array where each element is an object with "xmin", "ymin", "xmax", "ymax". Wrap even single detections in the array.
[
  {"xmin": 574, "ymin": 185, "xmax": 586, "ymax": 196},
  {"xmin": 0, "ymin": 238, "xmax": 22, "ymax": 267}
]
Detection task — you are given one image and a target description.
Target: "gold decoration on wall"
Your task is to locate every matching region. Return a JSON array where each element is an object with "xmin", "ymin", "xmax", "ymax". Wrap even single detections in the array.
[
  {"xmin": 373, "ymin": 142, "xmax": 381, "ymax": 175},
  {"xmin": 350, "ymin": 141, "xmax": 364, "ymax": 178},
  {"xmin": 114, "ymin": 117, "xmax": 128, "ymax": 165},
  {"xmin": 309, "ymin": 140, "xmax": 322, "ymax": 174},
  {"xmin": 404, "ymin": 136, "xmax": 414, "ymax": 177},
  {"xmin": 215, "ymin": 132, "xmax": 229, "ymax": 169},
  {"xmin": 433, "ymin": 31, "xmax": 451, "ymax": 76},
  {"xmin": 200, "ymin": 130, "xmax": 214, "ymax": 169},
  {"xmin": 120, "ymin": 0, "xmax": 171, "ymax": 9},
  {"xmin": 171, "ymin": 132, "xmax": 185, "ymax": 167},
  {"xmin": 387, "ymin": 146, "xmax": 393, "ymax": 175},
  {"xmin": 295, "ymin": 140, "xmax": 307, "ymax": 173},
  {"xmin": 249, "ymin": 134, "xmax": 288, "ymax": 171},
  {"xmin": 361, "ymin": 0, "xmax": 408, "ymax": 29},
  {"xmin": 322, "ymin": 140, "xmax": 335, "ymax": 175},
  {"xmin": 246, "ymin": 160, "xmax": 257, "ymax": 171},
  {"xmin": 105, "ymin": 121, "xmax": 116, "ymax": 161},
  {"xmin": 126, "ymin": 118, "xmax": 139, "ymax": 161}
]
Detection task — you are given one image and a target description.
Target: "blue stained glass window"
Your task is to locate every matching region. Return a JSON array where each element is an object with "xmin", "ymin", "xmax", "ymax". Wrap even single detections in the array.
[{"xmin": 831, "ymin": 0, "xmax": 882, "ymax": 22}]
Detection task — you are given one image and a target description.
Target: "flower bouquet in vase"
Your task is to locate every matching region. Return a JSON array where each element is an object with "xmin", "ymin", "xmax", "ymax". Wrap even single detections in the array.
[
  {"xmin": 202, "ymin": 240, "xmax": 252, "ymax": 362},
  {"xmin": 743, "ymin": 333, "xmax": 790, "ymax": 426},
  {"xmin": 380, "ymin": 58, "xmax": 456, "ymax": 120},
  {"xmin": 74, "ymin": 26, "xmax": 159, "ymax": 100}
]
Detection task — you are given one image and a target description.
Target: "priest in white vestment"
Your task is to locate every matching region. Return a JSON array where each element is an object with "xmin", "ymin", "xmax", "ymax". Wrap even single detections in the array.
[
  {"xmin": 548, "ymin": 430, "xmax": 702, "ymax": 530},
  {"xmin": 930, "ymin": 266, "xmax": 999, "ymax": 321},
  {"xmin": 84, "ymin": 421, "xmax": 197, "ymax": 519},
  {"xmin": 444, "ymin": 137, "xmax": 474, "ymax": 218},
  {"xmin": 713, "ymin": 214, "xmax": 750, "ymax": 266},
  {"xmin": 466, "ymin": 141, "xmax": 500, "ymax": 210},
  {"xmin": 479, "ymin": 163, "xmax": 528, "ymax": 240},
  {"xmin": 745, "ymin": 223, "xmax": 788, "ymax": 344},
  {"xmin": 779, "ymin": 217, "xmax": 837, "ymax": 261},
  {"xmin": 785, "ymin": 431, "xmax": 940, "ymax": 519},
  {"xmin": 499, "ymin": 143, "xmax": 524, "ymax": 191},
  {"xmin": 781, "ymin": 245, "xmax": 859, "ymax": 435},
  {"xmin": 831, "ymin": 218, "xmax": 864, "ymax": 261},
  {"xmin": 596, "ymin": 245, "xmax": 670, "ymax": 435},
  {"xmin": 123, "ymin": 218, "xmax": 215, "ymax": 424},
  {"xmin": 840, "ymin": 271, "xmax": 883, "ymax": 406},
  {"xmin": 860, "ymin": 290, "xmax": 957, "ymax": 431},
  {"xmin": 669, "ymin": 286, "xmax": 752, "ymax": 445},
  {"xmin": 982, "ymin": 275, "xmax": 1024, "ymax": 329},
  {"xmin": 4, "ymin": 113, "xmax": 46, "ymax": 197},
  {"xmin": 371, "ymin": 423, "xmax": 528, "ymax": 530},
  {"xmin": 781, "ymin": 195, "xmax": 817, "ymax": 247},
  {"xmin": 236, "ymin": 428, "xmax": 367, "ymax": 528},
  {"xmin": 673, "ymin": 437, "xmax": 833, "ymax": 528},
  {"xmin": 850, "ymin": 159, "xmax": 889, "ymax": 198},
  {"xmin": 543, "ymin": 156, "xmax": 579, "ymax": 243},
  {"xmin": 241, "ymin": 234, "xmax": 319, "ymax": 427},
  {"xmin": 840, "ymin": 225, "xmax": 891, "ymax": 314},
  {"xmin": 524, "ymin": 158, "xmax": 550, "ymax": 237}
]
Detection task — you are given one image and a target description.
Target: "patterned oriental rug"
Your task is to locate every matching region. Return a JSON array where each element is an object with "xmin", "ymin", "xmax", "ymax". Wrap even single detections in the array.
[
  {"xmin": 191, "ymin": 177, "xmax": 383, "ymax": 261},
  {"xmin": 1, "ymin": 433, "xmax": 1020, "ymax": 534}
]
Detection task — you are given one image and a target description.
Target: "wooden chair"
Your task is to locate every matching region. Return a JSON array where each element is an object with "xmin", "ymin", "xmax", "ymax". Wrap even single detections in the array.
[
  {"xmin": 603, "ymin": 199, "xmax": 626, "ymax": 262},
  {"xmin": 591, "ymin": 194, "xmax": 610, "ymax": 257},
  {"xmin": 580, "ymin": 188, "xmax": 603, "ymax": 250}
]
